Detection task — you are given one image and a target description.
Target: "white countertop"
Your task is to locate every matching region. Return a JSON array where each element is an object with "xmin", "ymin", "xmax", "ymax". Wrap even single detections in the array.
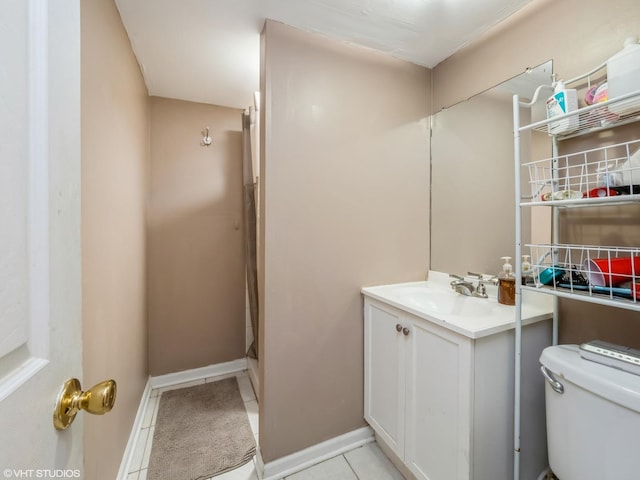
[{"xmin": 362, "ymin": 271, "xmax": 553, "ymax": 339}]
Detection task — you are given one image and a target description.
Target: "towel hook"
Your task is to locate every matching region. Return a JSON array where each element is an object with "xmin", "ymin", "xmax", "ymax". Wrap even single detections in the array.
[{"xmin": 201, "ymin": 127, "xmax": 212, "ymax": 147}]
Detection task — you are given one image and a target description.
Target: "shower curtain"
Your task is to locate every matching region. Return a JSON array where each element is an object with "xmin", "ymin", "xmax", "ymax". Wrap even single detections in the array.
[{"xmin": 242, "ymin": 110, "xmax": 259, "ymax": 359}]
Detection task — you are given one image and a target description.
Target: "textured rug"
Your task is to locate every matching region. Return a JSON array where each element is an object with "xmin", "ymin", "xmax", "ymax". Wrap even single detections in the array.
[{"xmin": 148, "ymin": 377, "xmax": 256, "ymax": 480}]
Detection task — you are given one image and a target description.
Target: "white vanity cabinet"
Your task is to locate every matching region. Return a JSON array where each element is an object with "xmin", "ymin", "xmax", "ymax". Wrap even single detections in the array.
[
  {"xmin": 364, "ymin": 295, "xmax": 551, "ymax": 480},
  {"xmin": 364, "ymin": 299, "xmax": 409, "ymax": 456},
  {"xmin": 404, "ymin": 308, "xmax": 472, "ymax": 480}
]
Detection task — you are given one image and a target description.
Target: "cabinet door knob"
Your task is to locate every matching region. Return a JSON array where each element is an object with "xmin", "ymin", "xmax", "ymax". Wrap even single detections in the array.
[
  {"xmin": 402, "ymin": 327, "xmax": 410, "ymax": 336},
  {"xmin": 395, "ymin": 324, "xmax": 403, "ymax": 332}
]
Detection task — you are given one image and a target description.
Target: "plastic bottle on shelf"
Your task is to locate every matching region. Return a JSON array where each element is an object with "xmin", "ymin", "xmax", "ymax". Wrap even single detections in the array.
[
  {"xmin": 607, "ymin": 36, "xmax": 640, "ymax": 116},
  {"xmin": 546, "ymin": 80, "xmax": 579, "ymax": 134},
  {"xmin": 521, "ymin": 255, "xmax": 533, "ymax": 286},
  {"xmin": 498, "ymin": 256, "xmax": 516, "ymax": 306}
]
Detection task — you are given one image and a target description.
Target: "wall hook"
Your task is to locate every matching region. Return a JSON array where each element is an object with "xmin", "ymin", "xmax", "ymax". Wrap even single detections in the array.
[{"xmin": 201, "ymin": 127, "xmax": 212, "ymax": 147}]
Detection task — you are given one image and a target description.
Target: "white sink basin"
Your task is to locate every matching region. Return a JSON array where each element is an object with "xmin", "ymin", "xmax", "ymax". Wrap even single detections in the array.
[
  {"xmin": 393, "ymin": 286, "xmax": 494, "ymax": 317},
  {"xmin": 361, "ymin": 271, "xmax": 553, "ymax": 339}
]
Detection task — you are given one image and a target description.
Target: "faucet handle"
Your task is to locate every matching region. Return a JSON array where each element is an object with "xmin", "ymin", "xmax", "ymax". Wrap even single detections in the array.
[
  {"xmin": 484, "ymin": 276, "xmax": 499, "ymax": 286},
  {"xmin": 449, "ymin": 273, "xmax": 464, "ymax": 281},
  {"xmin": 467, "ymin": 271, "xmax": 483, "ymax": 279}
]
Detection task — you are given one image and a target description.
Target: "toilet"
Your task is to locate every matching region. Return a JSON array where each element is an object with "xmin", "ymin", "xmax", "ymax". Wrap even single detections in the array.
[{"xmin": 540, "ymin": 344, "xmax": 640, "ymax": 480}]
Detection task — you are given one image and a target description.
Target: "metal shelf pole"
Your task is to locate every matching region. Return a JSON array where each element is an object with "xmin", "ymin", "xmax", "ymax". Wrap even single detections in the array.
[{"xmin": 513, "ymin": 94, "xmax": 523, "ymax": 480}]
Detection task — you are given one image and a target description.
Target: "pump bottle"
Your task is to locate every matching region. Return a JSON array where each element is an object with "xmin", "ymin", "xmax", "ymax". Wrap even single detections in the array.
[
  {"xmin": 546, "ymin": 80, "xmax": 578, "ymax": 134},
  {"xmin": 498, "ymin": 256, "xmax": 516, "ymax": 306}
]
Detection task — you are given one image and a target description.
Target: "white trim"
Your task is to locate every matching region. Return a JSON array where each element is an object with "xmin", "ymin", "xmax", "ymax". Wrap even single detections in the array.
[
  {"xmin": 0, "ymin": 357, "xmax": 48, "ymax": 402},
  {"xmin": 0, "ymin": 0, "xmax": 50, "ymax": 403},
  {"xmin": 120, "ymin": 360, "xmax": 371, "ymax": 480},
  {"xmin": 247, "ymin": 357, "xmax": 259, "ymax": 402},
  {"xmin": 149, "ymin": 358, "xmax": 248, "ymax": 389},
  {"xmin": 116, "ymin": 378, "xmax": 152, "ymax": 480},
  {"xmin": 28, "ymin": 0, "xmax": 49, "ymax": 360},
  {"xmin": 255, "ymin": 449, "xmax": 266, "ymax": 479},
  {"xmin": 257, "ymin": 427, "xmax": 374, "ymax": 480},
  {"xmin": 118, "ymin": 358, "xmax": 249, "ymax": 478}
]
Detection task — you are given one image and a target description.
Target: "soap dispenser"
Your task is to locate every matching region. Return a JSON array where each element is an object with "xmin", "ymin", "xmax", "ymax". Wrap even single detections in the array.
[{"xmin": 498, "ymin": 256, "xmax": 516, "ymax": 306}]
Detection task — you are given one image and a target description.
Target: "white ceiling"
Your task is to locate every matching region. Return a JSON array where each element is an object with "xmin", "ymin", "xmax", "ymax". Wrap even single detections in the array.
[{"xmin": 115, "ymin": 0, "xmax": 535, "ymax": 109}]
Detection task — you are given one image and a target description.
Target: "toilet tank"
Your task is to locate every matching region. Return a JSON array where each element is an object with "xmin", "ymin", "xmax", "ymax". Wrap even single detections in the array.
[{"xmin": 540, "ymin": 344, "xmax": 640, "ymax": 480}]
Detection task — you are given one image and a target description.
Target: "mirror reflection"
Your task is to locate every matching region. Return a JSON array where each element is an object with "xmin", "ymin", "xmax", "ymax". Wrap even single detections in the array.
[{"xmin": 430, "ymin": 61, "xmax": 553, "ymax": 277}]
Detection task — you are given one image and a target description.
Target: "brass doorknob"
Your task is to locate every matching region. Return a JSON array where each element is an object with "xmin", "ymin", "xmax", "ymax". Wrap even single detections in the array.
[{"xmin": 53, "ymin": 378, "xmax": 117, "ymax": 430}]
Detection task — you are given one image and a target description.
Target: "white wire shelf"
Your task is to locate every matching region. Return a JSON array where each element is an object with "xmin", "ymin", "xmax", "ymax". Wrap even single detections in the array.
[
  {"xmin": 524, "ymin": 243, "xmax": 640, "ymax": 311},
  {"xmin": 522, "ymin": 285, "xmax": 640, "ymax": 312},
  {"xmin": 521, "ymin": 138, "xmax": 640, "ymax": 206},
  {"xmin": 519, "ymin": 89, "xmax": 640, "ymax": 138}
]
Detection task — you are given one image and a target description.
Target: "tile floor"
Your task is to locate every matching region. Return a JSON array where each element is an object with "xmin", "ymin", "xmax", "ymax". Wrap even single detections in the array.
[{"xmin": 126, "ymin": 370, "xmax": 403, "ymax": 480}]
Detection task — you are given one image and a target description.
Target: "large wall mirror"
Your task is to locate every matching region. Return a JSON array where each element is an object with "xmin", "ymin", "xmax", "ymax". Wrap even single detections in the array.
[{"xmin": 430, "ymin": 61, "xmax": 553, "ymax": 277}]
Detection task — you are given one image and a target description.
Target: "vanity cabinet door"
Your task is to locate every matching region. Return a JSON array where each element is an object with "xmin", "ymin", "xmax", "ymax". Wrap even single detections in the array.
[
  {"xmin": 405, "ymin": 319, "xmax": 472, "ymax": 480},
  {"xmin": 364, "ymin": 300, "xmax": 407, "ymax": 458}
]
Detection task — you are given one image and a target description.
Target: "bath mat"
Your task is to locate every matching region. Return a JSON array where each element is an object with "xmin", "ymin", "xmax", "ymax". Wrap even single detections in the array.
[{"xmin": 148, "ymin": 377, "xmax": 256, "ymax": 480}]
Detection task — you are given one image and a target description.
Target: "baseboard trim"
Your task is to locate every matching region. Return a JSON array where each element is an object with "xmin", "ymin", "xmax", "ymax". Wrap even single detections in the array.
[
  {"xmin": 149, "ymin": 358, "xmax": 248, "ymax": 389},
  {"xmin": 121, "ymin": 360, "xmax": 371, "ymax": 480},
  {"xmin": 374, "ymin": 431, "xmax": 416, "ymax": 480},
  {"xmin": 247, "ymin": 357, "xmax": 259, "ymax": 402},
  {"xmin": 118, "ymin": 358, "xmax": 248, "ymax": 479},
  {"xmin": 116, "ymin": 377, "xmax": 152, "ymax": 480},
  {"xmin": 256, "ymin": 426, "xmax": 374, "ymax": 480}
]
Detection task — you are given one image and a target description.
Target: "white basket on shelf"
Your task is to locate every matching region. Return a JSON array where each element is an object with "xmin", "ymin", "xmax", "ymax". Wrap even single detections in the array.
[
  {"xmin": 525, "ymin": 243, "xmax": 640, "ymax": 304},
  {"xmin": 528, "ymin": 90, "xmax": 640, "ymax": 138},
  {"xmin": 523, "ymin": 138, "xmax": 640, "ymax": 203}
]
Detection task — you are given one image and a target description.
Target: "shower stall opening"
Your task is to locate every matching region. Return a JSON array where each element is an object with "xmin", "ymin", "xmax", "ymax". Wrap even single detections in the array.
[{"xmin": 242, "ymin": 94, "xmax": 260, "ymax": 396}]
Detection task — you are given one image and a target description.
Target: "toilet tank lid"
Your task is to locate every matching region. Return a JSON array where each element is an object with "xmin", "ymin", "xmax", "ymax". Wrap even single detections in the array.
[{"xmin": 540, "ymin": 344, "xmax": 640, "ymax": 414}]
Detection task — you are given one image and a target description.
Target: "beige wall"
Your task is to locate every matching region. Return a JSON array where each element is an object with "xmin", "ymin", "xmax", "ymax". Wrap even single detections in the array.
[
  {"xmin": 259, "ymin": 20, "xmax": 431, "ymax": 462},
  {"xmin": 433, "ymin": 0, "xmax": 640, "ymax": 111},
  {"xmin": 432, "ymin": 0, "xmax": 640, "ymax": 344},
  {"xmin": 81, "ymin": 1, "xmax": 149, "ymax": 478},
  {"xmin": 147, "ymin": 97, "xmax": 245, "ymax": 375}
]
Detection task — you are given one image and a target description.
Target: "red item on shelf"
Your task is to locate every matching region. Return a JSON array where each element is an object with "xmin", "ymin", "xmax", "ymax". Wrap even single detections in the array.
[{"xmin": 587, "ymin": 187, "xmax": 621, "ymax": 198}]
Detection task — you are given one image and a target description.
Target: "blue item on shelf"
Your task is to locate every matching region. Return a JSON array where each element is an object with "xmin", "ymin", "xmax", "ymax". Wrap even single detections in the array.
[{"xmin": 539, "ymin": 266, "xmax": 565, "ymax": 286}]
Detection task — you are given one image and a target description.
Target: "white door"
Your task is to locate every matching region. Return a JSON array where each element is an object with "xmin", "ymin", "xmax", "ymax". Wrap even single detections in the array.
[
  {"xmin": 405, "ymin": 320, "xmax": 472, "ymax": 480},
  {"xmin": 0, "ymin": 0, "xmax": 82, "ymax": 475},
  {"xmin": 363, "ymin": 300, "xmax": 406, "ymax": 457}
]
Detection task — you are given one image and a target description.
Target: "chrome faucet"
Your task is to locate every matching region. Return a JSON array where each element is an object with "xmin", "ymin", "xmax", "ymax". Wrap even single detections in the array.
[
  {"xmin": 469, "ymin": 272, "xmax": 499, "ymax": 298},
  {"xmin": 449, "ymin": 273, "xmax": 475, "ymax": 296},
  {"xmin": 475, "ymin": 280, "xmax": 489, "ymax": 298},
  {"xmin": 450, "ymin": 272, "xmax": 498, "ymax": 298}
]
